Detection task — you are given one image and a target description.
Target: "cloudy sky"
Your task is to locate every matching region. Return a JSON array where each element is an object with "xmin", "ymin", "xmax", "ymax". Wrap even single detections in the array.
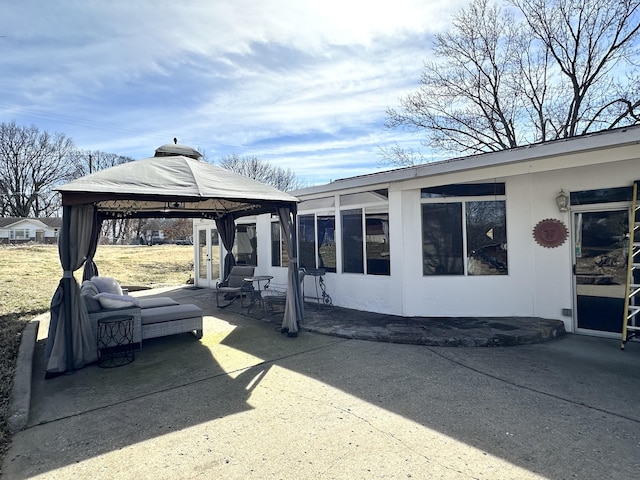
[{"xmin": 1, "ymin": 0, "xmax": 468, "ymax": 185}]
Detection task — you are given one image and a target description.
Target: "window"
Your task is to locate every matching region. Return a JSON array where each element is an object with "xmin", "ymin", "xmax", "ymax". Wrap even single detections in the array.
[
  {"xmin": 339, "ymin": 189, "xmax": 390, "ymax": 276},
  {"xmin": 317, "ymin": 215, "xmax": 336, "ymax": 272},
  {"xmin": 271, "ymin": 220, "xmax": 289, "ymax": 267},
  {"xmin": 366, "ymin": 212, "xmax": 390, "ymax": 275},
  {"xmin": 299, "ymin": 196, "xmax": 335, "ymax": 210},
  {"xmin": 298, "ymin": 215, "xmax": 316, "ymax": 270},
  {"xmin": 340, "ymin": 209, "xmax": 391, "ymax": 275},
  {"xmin": 233, "ymin": 224, "xmax": 257, "ymax": 266},
  {"xmin": 422, "ymin": 200, "xmax": 507, "ymax": 276},
  {"xmin": 422, "ymin": 203, "xmax": 464, "ymax": 275},
  {"xmin": 340, "ymin": 189, "xmax": 388, "ymax": 206},
  {"xmin": 421, "ymin": 183, "xmax": 505, "ymax": 198},
  {"xmin": 465, "ymin": 201, "xmax": 507, "ymax": 275},
  {"xmin": 570, "ymin": 186, "xmax": 633, "ymax": 205},
  {"xmin": 421, "ymin": 183, "xmax": 507, "ymax": 276},
  {"xmin": 341, "ymin": 209, "xmax": 364, "ymax": 273},
  {"xmin": 9, "ymin": 229, "xmax": 29, "ymax": 240},
  {"xmin": 297, "ymin": 214, "xmax": 336, "ymax": 272}
]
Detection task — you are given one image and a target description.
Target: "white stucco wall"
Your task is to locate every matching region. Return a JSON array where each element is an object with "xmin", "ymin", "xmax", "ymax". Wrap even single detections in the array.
[
  {"xmin": 285, "ymin": 156, "xmax": 638, "ymax": 332},
  {"xmin": 193, "ymin": 140, "xmax": 638, "ymax": 334}
]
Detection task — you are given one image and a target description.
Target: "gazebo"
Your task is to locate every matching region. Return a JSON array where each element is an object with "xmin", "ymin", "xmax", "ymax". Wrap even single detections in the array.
[{"xmin": 46, "ymin": 144, "xmax": 302, "ymax": 378}]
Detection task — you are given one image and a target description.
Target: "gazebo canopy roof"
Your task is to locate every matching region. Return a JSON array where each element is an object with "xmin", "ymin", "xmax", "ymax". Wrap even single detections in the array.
[{"xmin": 56, "ymin": 155, "xmax": 298, "ymax": 219}]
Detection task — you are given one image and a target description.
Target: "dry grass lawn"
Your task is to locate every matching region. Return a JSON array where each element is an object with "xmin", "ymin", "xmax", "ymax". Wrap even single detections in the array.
[{"xmin": 0, "ymin": 244, "xmax": 195, "ymax": 464}]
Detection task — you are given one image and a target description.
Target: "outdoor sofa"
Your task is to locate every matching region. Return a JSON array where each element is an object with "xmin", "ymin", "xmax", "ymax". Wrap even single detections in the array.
[{"xmin": 80, "ymin": 276, "xmax": 203, "ymax": 349}]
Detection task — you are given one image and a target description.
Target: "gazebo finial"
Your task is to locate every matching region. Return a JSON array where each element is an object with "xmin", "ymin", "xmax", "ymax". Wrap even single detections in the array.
[{"xmin": 173, "ymin": 137, "xmax": 177, "ymax": 144}]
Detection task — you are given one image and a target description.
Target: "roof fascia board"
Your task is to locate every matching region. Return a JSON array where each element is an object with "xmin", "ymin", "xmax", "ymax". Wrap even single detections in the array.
[{"xmin": 397, "ymin": 142, "xmax": 640, "ymax": 191}]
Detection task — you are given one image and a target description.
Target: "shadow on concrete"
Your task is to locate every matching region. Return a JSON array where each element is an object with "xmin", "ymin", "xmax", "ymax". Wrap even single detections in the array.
[{"xmin": 4, "ymin": 286, "xmax": 640, "ymax": 479}]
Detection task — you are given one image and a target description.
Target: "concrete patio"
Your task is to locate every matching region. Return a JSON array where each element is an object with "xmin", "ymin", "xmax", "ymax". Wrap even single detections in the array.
[{"xmin": 3, "ymin": 286, "xmax": 639, "ymax": 479}]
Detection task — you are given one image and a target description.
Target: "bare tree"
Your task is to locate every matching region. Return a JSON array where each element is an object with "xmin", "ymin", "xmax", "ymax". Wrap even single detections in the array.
[
  {"xmin": 65, "ymin": 149, "xmax": 137, "ymax": 243},
  {"xmin": 217, "ymin": 154, "xmax": 306, "ymax": 191},
  {"xmin": 384, "ymin": 0, "xmax": 640, "ymax": 164},
  {"xmin": 163, "ymin": 219, "xmax": 194, "ymax": 243},
  {"xmin": 0, "ymin": 121, "xmax": 75, "ymax": 217},
  {"xmin": 68, "ymin": 149, "xmax": 134, "ymax": 178},
  {"xmin": 512, "ymin": 0, "xmax": 640, "ymax": 136}
]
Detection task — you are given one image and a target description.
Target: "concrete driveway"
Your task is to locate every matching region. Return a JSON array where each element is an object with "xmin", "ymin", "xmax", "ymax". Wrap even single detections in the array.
[{"xmin": 3, "ymin": 287, "xmax": 640, "ymax": 479}]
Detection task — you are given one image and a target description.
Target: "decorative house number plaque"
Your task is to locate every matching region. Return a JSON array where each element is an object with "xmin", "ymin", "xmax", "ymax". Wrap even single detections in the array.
[{"xmin": 533, "ymin": 218, "xmax": 568, "ymax": 248}]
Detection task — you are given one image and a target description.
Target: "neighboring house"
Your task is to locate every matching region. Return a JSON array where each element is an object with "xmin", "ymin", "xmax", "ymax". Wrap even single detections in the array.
[
  {"xmin": 0, "ymin": 217, "xmax": 62, "ymax": 244},
  {"xmin": 193, "ymin": 125, "xmax": 640, "ymax": 339}
]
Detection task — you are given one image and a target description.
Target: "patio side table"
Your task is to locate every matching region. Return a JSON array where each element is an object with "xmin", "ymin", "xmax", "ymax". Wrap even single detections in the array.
[
  {"xmin": 97, "ymin": 314, "xmax": 135, "ymax": 368},
  {"xmin": 244, "ymin": 275, "xmax": 273, "ymax": 318}
]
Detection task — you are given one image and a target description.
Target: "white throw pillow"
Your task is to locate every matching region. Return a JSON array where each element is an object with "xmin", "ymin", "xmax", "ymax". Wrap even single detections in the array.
[
  {"xmin": 94, "ymin": 292, "xmax": 140, "ymax": 309},
  {"xmin": 90, "ymin": 276, "xmax": 123, "ymax": 295}
]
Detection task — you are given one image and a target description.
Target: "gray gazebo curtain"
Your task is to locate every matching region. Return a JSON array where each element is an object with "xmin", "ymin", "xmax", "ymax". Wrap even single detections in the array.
[
  {"xmin": 216, "ymin": 214, "xmax": 236, "ymax": 280},
  {"xmin": 278, "ymin": 206, "xmax": 304, "ymax": 336},
  {"xmin": 82, "ymin": 214, "xmax": 103, "ymax": 281},
  {"xmin": 46, "ymin": 204, "xmax": 99, "ymax": 377}
]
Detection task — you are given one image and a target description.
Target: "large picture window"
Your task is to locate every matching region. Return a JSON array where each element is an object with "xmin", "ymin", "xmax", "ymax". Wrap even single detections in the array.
[{"xmin": 422, "ymin": 200, "xmax": 507, "ymax": 276}]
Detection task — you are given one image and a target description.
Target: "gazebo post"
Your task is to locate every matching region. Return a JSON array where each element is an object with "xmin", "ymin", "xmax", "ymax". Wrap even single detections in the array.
[{"xmin": 61, "ymin": 206, "xmax": 75, "ymax": 374}]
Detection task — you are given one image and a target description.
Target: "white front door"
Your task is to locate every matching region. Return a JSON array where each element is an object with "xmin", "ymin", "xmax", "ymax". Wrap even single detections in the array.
[{"xmin": 195, "ymin": 226, "xmax": 220, "ymax": 288}]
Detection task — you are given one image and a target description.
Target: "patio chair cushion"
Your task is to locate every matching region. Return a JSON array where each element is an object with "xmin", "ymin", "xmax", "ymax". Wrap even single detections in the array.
[{"xmin": 220, "ymin": 266, "xmax": 256, "ymax": 288}]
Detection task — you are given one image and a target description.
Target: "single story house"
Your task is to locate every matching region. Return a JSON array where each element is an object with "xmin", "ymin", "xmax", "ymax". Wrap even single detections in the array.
[
  {"xmin": 0, "ymin": 217, "xmax": 61, "ymax": 244},
  {"xmin": 193, "ymin": 125, "xmax": 640, "ymax": 339}
]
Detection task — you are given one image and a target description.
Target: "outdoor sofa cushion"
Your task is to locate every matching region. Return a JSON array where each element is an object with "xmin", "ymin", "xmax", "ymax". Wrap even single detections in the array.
[
  {"xmin": 140, "ymin": 304, "xmax": 203, "ymax": 325},
  {"xmin": 94, "ymin": 292, "xmax": 140, "ymax": 309},
  {"xmin": 137, "ymin": 297, "xmax": 180, "ymax": 309},
  {"xmin": 81, "ymin": 276, "xmax": 204, "ymax": 346},
  {"xmin": 81, "ymin": 278, "xmax": 179, "ymax": 312}
]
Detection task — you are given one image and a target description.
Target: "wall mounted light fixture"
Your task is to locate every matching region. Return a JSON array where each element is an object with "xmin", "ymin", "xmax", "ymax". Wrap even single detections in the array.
[{"xmin": 556, "ymin": 189, "xmax": 569, "ymax": 213}]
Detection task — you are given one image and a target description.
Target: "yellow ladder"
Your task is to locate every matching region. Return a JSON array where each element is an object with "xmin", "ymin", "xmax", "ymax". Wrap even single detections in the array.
[{"xmin": 621, "ymin": 180, "xmax": 640, "ymax": 350}]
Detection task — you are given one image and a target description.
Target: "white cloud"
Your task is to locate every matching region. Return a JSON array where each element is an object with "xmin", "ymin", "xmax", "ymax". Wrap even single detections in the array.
[{"xmin": 0, "ymin": 0, "xmax": 468, "ymax": 184}]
